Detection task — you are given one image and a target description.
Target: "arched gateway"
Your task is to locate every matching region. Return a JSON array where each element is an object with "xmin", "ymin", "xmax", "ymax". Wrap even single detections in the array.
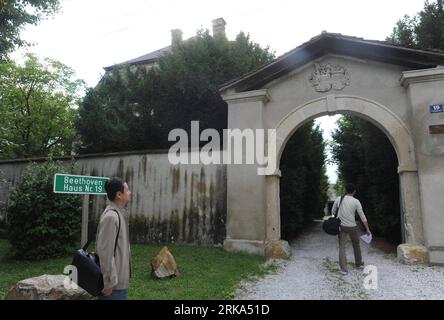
[{"xmin": 219, "ymin": 33, "xmax": 444, "ymax": 265}]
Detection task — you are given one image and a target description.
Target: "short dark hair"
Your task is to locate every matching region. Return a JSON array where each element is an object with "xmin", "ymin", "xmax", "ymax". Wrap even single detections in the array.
[
  {"xmin": 345, "ymin": 183, "xmax": 356, "ymax": 194},
  {"xmin": 105, "ymin": 177, "xmax": 125, "ymax": 201}
]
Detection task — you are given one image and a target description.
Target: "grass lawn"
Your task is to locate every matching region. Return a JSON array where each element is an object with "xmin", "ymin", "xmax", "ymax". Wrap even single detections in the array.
[{"xmin": 0, "ymin": 239, "xmax": 275, "ymax": 300}]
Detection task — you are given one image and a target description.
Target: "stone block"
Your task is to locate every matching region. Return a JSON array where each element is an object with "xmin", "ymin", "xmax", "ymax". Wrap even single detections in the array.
[
  {"xmin": 264, "ymin": 240, "xmax": 291, "ymax": 260},
  {"xmin": 397, "ymin": 244, "xmax": 429, "ymax": 265}
]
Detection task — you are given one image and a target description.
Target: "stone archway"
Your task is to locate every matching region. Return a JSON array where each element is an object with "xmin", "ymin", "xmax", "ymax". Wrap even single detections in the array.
[
  {"xmin": 220, "ymin": 33, "xmax": 444, "ymax": 265},
  {"xmin": 265, "ymin": 95, "xmax": 424, "ymax": 256}
]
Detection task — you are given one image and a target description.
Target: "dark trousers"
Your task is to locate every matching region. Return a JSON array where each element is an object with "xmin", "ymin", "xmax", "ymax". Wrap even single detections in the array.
[{"xmin": 339, "ymin": 226, "xmax": 363, "ymax": 271}]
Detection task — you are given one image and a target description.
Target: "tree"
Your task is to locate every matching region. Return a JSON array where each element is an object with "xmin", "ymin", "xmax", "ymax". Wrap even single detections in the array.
[
  {"xmin": 0, "ymin": 53, "xmax": 85, "ymax": 160},
  {"xmin": 388, "ymin": 0, "xmax": 444, "ymax": 50},
  {"xmin": 333, "ymin": 174, "xmax": 345, "ymax": 196},
  {"xmin": 280, "ymin": 122, "xmax": 329, "ymax": 240},
  {"xmin": 76, "ymin": 29, "xmax": 275, "ymax": 153},
  {"xmin": 331, "ymin": 116, "xmax": 366, "ymax": 188},
  {"xmin": 388, "ymin": 15, "xmax": 417, "ymax": 48},
  {"xmin": 0, "ymin": 0, "xmax": 61, "ymax": 61}
]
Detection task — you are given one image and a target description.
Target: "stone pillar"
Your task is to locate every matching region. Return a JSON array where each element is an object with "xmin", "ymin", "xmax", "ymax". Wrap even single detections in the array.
[
  {"xmin": 400, "ymin": 67, "xmax": 444, "ymax": 265},
  {"xmin": 265, "ymin": 172, "xmax": 281, "ymax": 241},
  {"xmin": 398, "ymin": 169, "xmax": 424, "ymax": 245},
  {"xmin": 264, "ymin": 172, "xmax": 291, "ymax": 259},
  {"xmin": 221, "ymin": 90, "xmax": 270, "ymax": 256},
  {"xmin": 397, "ymin": 169, "xmax": 429, "ymax": 265}
]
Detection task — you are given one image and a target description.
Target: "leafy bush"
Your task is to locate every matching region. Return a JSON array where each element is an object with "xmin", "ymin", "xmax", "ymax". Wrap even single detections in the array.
[{"xmin": 6, "ymin": 158, "xmax": 82, "ymax": 260}]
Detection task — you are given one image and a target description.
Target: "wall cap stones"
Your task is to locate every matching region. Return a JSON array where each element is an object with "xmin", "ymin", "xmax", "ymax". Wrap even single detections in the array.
[
  {"xmin": 401, "ymin": 67, "xmax": 444, "ymax": 87},
  {"xmin": 222, "ymin": 89, "xmax": 270, "ymax": 104}
]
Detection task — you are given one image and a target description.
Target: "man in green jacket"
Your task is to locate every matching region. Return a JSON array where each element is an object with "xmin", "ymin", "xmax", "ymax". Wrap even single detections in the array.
[{"xmin": 96, "ymin": 177, "xmax": 132, "ymax": 300}]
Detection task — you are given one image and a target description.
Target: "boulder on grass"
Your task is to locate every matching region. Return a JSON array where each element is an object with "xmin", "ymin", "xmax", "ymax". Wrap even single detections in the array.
[
  {"xmin": 5, "ymin": 274, "xmax": 92, "ymax": 300},
  {"xmin": 151, "ymin": 246, "xmax": 180, "ymax": 279}
]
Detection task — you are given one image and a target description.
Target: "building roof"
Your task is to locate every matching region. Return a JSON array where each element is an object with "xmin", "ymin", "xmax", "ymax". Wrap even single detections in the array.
[
  {"xmin": 219, "ymin": 32, "xmax": 444, "ymax": 93},
  {"xmin": 103, "ymin": 45, "xmax": 172, "ymax": 71}
]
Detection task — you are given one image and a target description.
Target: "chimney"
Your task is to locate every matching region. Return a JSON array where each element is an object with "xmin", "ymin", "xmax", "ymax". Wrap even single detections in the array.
[
  {"xmin": 212, "ymin": 18, "xmax": 227, "ymax": 37},
  {"xmin": 171, "ymin": 29, "xmax": 183, "ymax": 46}
]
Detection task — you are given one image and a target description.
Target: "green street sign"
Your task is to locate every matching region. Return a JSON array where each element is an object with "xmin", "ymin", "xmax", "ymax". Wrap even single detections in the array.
[{"xmin": 53, "ymin": 174, "xmax": 109, "ymax": 195}]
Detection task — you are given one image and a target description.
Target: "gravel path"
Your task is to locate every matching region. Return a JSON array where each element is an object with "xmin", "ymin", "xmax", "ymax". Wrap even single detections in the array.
[{"xmin": 234, "ymin": 221, "xmax": 444, "ymax": 300}]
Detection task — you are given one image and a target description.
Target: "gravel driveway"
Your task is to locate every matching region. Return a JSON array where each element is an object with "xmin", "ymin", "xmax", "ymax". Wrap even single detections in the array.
[{"xmin": 234, "ymin": 221, "xmax": 444, "ymax": 300}]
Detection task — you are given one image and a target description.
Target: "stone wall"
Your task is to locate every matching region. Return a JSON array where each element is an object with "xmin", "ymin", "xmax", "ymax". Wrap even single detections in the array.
[{"xmin": 0, "ymin": 150, "xmax": 227, "ymax": 245}]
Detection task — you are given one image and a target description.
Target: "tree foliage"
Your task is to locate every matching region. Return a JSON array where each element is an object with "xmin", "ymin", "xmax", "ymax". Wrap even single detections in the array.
[
  {"xmin": 76, "ymin": 30, "xmax": 275, "ymax": 153},
  {"xmin": 0, "ymin": 0, "xmax": 61, "ymax": 61},
  {"xmin": 280, "ymin": 122, "xmax": 329, "ymax": 240},
  {"xmin": 331, "ymin": 116, "xmax": 401, "ymax": 244},
  {"xmin": 6, "ymin": 157, "xmax": 81, "ymax": 260},
  {"xmin": 0, "ymin": 53, "xmax": 85, "ymax": 160},
  {"xmin": 333, "ymin": 174, "xmax": 345, "ymax": 197},
  {"xmin": 388, "ymin": 0, "xmax": 444, "ymax": 50}
]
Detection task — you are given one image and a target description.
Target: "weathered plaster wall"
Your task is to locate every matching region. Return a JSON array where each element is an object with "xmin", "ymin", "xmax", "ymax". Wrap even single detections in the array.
[{"xmin": 0, "ymin": 151, "xmax": 227, "ymax": 245}]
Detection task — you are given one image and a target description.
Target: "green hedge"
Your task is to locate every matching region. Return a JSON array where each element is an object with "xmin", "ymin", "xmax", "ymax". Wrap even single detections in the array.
[
  {"xmin": 6, "ymin": 158, "xmax": 82, "ymax": 260},
  {"xmin": 280, "ymin": 121, "xmax": 329, "ymax": 240},
  {"xmin": 332, "ymin": 116, "xmax": 401, "ymax": 244}
]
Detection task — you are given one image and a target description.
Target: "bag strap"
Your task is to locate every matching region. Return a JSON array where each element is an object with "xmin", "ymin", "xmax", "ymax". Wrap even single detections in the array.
[
  {"xmin": 334, "ymin": 195, "xmax": 345, "ymax": 218},
  {"xmin": 82, "ymin": 240, "xmax": 90, "ymax": 252},
  {"xmin": 108, "ymin": 209, "xmax": 121, "ymax": 257},
  {"xmin": 83, "ymin": 208, "xmax": 121, "ymax": 257}
]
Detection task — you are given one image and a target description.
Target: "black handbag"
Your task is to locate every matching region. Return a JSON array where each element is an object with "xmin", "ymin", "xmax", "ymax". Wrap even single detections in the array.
[
  {"xmin": 322, "ymin": 195, "xmax": 344, "ymax": 236},
  {"xmin": 71, "ymin": 209, "xmax": 121, "ymax": 297}
]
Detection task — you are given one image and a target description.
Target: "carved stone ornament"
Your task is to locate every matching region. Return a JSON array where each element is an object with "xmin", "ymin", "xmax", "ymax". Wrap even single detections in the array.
[{"xmin": 309, "ymin": 63, "xmax": 350, "ymax": 92}]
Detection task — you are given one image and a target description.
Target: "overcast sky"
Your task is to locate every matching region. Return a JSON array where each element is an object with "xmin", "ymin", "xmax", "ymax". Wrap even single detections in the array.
[{"xmin": 11, "ymin": 0, "xmax": 428, "ymax": 183}]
